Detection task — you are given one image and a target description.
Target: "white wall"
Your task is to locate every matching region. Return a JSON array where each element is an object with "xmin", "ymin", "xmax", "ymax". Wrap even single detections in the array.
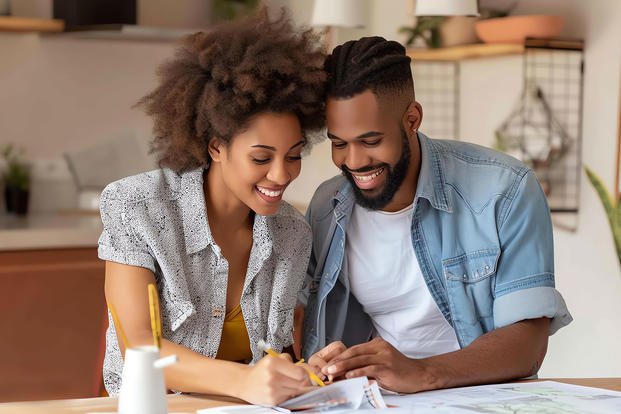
[
  {"xmin": 0, "ymin": 34, "xmax": 175, "ymax": 210},
  {"xmin": 284, "ymin": 0, "xmax": 621, "ymax": 378}
]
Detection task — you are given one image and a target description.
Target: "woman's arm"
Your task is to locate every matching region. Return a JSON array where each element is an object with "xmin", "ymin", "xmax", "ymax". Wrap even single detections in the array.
[{"xmin": 105, "ymin": 261, "xmax": 311, "ymax": 405}]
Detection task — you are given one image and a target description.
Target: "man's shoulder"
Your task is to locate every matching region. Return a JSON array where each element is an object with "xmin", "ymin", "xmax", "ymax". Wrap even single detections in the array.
[
  {"xmin": 308, "ymin": 175, "xmax": 347, "ymax": 216},
  {"xmin": 433, "ymin": 139, "xmax": 530, "ymax": 191},
  {"xmin": 432, "ymin": 138, "xmax": 529, "ymax": 175}
]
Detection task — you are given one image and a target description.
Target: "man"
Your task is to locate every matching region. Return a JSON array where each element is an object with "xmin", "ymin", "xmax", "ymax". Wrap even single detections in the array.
[{"xmin": 302, "ymin": 37, "xmax": 572, "ymax": 393}]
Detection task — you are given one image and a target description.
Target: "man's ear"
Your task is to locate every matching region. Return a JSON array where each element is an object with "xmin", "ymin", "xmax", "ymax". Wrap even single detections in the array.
[
  {"xmin": 402, "ymin": 100, "xmax": 423, "ymax": 134},
  {"xmin": 207, "ymin": 137, "xmax": 223, "ymax": 163}
]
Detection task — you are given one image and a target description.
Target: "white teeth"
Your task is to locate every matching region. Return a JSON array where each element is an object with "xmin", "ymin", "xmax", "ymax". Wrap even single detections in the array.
[
  {"xmin": 354, "ymin": 168, "xmax": 383, "ymax": 182},
  {"xmin": 257, "ymin": 187, "xmax": 283, "ymax": 197}
]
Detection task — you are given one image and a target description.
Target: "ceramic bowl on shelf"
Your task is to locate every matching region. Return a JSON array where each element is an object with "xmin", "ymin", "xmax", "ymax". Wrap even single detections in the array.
[{"xmin": 475, "ymin": 15, "xmax": 564, "ymax": 44}]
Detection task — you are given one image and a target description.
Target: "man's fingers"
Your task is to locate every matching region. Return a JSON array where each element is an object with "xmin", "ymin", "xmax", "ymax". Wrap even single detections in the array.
[
  {"xmin": 325, "ymin": 340, "xmax": 378, "ymax": 366},
  {"xmin": 308, "ymin": 357, "xmax": 328, "ymax": 380},
  {"xmin": 309, "ymin": 341, "xmax": 346, "ymax": 379},
  {"xmin": 317, "ymin": 341, "xmax": 347, "ymax": 360},
  {"xmin": 343, "ymin": 364, "xmax": 382, "ymax": 381},
  {"xmin": 322, "ymin": 354, "xmax": 377, "ymax": 378}
]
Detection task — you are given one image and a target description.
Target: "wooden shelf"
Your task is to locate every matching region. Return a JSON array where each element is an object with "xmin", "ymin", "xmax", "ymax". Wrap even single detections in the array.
[
  {"xmin": 0, "ymin": 16, "xmax": 64, "ymax": 33},
  {"xmin": 408, "ymin": 43, "xmax": 524, "ymax": 62}
]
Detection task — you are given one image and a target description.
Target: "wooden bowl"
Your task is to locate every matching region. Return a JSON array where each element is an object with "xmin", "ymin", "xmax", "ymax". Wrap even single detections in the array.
[{"xmin": 475, "ymin": 15, "xmax": 564, "ymax": 44}]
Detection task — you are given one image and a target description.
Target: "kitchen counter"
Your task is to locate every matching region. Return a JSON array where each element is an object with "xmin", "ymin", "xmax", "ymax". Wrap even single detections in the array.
[{"xmin": 0, "ymin": 212, "xmax": 102, "ymax": 251}]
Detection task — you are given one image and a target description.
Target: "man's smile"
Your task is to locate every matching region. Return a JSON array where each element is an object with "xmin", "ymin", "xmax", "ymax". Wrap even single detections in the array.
[{"xmin": 350, "ymin": 167, "xmax": 386, "ymax": 190}]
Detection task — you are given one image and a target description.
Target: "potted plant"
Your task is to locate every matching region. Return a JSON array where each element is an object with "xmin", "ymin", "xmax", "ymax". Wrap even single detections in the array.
[
  {"xmin": 212, "ymin": 0, "xmax": 258, "ymax": 22},
  {"xmin": 585, "ymin": 167, "xmax": 621, "ymax": 267},
  {"xmin": 1, "ymin": 144, "xmax": 31, "ymax": 215}
]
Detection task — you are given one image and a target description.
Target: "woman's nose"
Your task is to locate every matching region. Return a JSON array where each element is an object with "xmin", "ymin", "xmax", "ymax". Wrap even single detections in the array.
[{"xmin": 266, "ymin": 160, "xmax": 291, "ymax": 185}]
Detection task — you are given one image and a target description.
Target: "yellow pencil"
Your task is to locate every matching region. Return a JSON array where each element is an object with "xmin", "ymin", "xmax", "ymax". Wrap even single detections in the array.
[
  {"xmin": 107, "ymin": 302, "xmax": 130, "ymax": 349},
  {"xmin": 257, "ymin": 340, "xmax": 325, "ymax": 387},
  {"xmin": 148, "ymin": 283, "xmax": 162, "ymax": 348}
]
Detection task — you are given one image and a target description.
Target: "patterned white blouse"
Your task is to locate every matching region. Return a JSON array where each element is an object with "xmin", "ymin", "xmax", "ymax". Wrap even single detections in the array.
[{"xmin": 98, "ymin": 167, "xmax": 311, "ymax": 395}]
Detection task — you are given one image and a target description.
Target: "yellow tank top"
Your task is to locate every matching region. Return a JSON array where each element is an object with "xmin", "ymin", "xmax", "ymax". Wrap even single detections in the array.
[{"xmin": 215, "ymin": 304, "xmax": 252, "ymax": 362}]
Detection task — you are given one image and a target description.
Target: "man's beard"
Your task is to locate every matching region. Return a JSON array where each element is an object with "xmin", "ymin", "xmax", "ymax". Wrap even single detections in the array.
[{"xmin": 342, "ymin": 128, "xmax": 411, "ymax": 211}]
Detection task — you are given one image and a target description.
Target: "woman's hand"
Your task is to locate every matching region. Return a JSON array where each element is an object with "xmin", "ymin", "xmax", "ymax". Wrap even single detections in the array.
[{"xmin": 237, "ymin": 354, "xmax": 312, "ymax": 406}]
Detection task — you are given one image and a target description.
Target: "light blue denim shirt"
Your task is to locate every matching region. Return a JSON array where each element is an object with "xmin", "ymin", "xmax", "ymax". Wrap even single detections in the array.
[{"xmin": 302, "ymin": 132, "xmax": 572, "ymax": 359}]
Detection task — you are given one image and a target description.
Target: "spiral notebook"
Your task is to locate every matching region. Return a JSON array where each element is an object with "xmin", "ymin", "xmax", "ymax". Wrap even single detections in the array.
[{"xmin": 197, "ymin": 377, "xmax": 386, "ymax": 413}]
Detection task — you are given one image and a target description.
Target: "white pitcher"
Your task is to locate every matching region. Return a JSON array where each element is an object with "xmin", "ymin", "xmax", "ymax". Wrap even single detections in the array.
[{"xmin": 118, "ymin": 346, "xmax": 178, "ymax": 414}]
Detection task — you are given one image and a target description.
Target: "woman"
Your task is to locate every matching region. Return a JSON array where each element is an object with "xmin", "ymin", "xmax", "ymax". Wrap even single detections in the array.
[{"xmin": 99, "ymin": 10, "xmax": 326, "ymax": 405}]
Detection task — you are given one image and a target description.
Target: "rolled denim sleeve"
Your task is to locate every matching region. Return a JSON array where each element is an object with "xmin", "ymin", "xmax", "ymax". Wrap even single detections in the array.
[{"xmin": 493, "ymin": 170, "xmax": 572, "ymax": 334}]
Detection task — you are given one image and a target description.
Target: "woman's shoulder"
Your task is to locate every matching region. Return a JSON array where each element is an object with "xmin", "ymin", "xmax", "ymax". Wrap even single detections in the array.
[
  {"xmin": 273, "ymin": 201, "xmax": 309, "ymax": 228},
  {"xmin": 268, "ymin": 201, "xmax": 311, "ymax": 248},
  {"xmin": 100, "ymin": 167, "xmax": 196, "ymax": 206}
]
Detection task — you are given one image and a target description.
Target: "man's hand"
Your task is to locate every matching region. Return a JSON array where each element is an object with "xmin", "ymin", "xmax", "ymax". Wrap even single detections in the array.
[
  {"xmin": 320, "ymin": 337, "xmax": 430, "ymax": 393},
  {"xmin": 308, "ymin": 341, "xmax": 348, "ymax": 381}
]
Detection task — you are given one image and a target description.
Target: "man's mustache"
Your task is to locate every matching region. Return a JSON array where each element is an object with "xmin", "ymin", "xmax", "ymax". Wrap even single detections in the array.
[{"xmin": 341, "ymin": 163, "xmax": 388, "ymax": 174}]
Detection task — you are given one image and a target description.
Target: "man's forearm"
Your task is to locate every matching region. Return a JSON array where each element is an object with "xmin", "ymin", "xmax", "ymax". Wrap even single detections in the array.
[{"xmin": 418, "ymin": 317, "xmax": 550, "ymax": 391}]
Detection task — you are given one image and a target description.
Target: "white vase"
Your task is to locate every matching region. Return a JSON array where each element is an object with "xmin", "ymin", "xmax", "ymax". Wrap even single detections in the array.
[{"xmin": 118, "ymin": 346, "xmax": 178, "ymax": 414}]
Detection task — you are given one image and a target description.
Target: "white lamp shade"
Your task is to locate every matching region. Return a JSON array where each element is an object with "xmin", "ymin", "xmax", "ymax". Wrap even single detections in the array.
[
  {"xmin": 415, "ymin": 0, "xmax": 479, "ymax": 16},
  {"xmin": 311, "ymin": 0, "xmax": 365, "ymax": 28}
]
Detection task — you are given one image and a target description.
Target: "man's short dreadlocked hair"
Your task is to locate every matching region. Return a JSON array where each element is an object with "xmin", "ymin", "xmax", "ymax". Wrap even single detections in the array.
[
  {"xmin": 138, "ymin": 8, "xmax": 326, "ymax": 172},
  {"xmin": 325, "ymin": 36, "xmax": 413, "ymax": 99}
]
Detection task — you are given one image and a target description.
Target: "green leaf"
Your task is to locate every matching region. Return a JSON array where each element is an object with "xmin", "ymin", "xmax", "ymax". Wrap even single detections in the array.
[
  {"xmin": 585, "ymin": 167, "xmax": 613, "ymax": 215},
  {"xmin": 585, "ymin": 166, "xmax": 621, "ymax": 267},
  {"xmin": 1, "ymin": 143, "xmax": 31, "ymax": 191}
]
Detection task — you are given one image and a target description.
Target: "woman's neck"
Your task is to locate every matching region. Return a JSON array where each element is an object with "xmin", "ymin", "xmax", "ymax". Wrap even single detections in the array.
[{"xmin": 204, "ymin": 166, "xmax": 253, "ymax": 233}]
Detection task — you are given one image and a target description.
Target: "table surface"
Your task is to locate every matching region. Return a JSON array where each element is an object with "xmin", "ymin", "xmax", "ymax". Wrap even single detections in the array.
[{"xmin": 0, "ymin": 378, "xmax": 619, "ymax": 414}]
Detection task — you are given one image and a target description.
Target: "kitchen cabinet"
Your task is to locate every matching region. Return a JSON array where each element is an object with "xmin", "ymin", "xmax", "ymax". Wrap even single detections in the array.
[{"xmin": 0, "ymin": 247, "xmax": 107, "ymax": 402}]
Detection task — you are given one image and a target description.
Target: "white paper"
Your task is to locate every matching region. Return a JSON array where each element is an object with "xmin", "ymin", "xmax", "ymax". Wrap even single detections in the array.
[
  {"xmin": 279, "ymin": 377, "xmax": 386, "ymax": 411},
  {"xmin": 197, "ymin": 405, "xmax": 284, "ymax": 414},
  {"xmin": 381, "ymin": 380, "xmax": 621, "ymax": 414}
]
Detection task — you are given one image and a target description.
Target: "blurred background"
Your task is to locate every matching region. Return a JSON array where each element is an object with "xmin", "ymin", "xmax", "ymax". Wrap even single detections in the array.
[{"xmin": 0, "ymin": 0, "xmax": 620, "ymax": 403}]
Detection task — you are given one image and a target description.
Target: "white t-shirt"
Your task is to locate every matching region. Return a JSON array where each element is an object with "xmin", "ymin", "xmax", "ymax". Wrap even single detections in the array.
[{"xmin": 346, "ymin": 203, "xmax": 460, "ymax": 358}]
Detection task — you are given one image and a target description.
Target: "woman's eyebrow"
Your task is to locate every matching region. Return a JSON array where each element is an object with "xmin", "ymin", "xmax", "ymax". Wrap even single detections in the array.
[
  {"xmin": 251, "ymin": 144, "xmax": 276, "ymax": 151},
  {"xmin": 250, "ymin": 140, "xmax": 304, "ymax": 151}
]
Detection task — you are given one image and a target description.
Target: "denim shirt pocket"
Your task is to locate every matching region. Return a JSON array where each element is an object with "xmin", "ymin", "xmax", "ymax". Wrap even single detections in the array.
[
  {"xmin": 442, "ymin": 248, "xmax": 500, "ymax": 345},
  {"xmin": 443, "ymin": 248, "xmax": 500, "ymax": 283}
]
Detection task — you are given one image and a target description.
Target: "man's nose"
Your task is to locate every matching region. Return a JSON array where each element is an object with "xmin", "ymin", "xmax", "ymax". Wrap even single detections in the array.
[{"xmin": 343, "ymin": 144, "xmax": 371, "ymax": 171}]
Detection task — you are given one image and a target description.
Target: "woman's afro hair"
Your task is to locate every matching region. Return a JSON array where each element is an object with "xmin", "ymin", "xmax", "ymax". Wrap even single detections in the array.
[{"xmin": 138, "ymin": 8, "xmax": 327, "ymax": 172}]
